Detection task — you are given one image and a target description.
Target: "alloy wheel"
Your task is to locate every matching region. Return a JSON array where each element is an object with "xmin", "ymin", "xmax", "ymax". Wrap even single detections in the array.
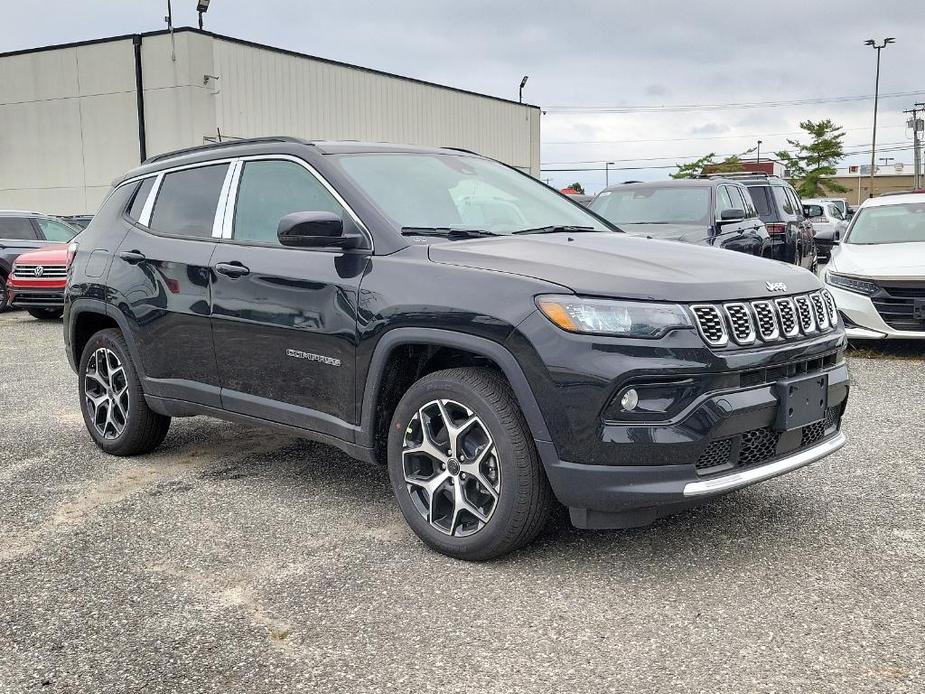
[
  {"xmin": 84, "ymin": 347, "xmax": 130, "ymax": 439},
  {"xmin": 402, "ymin": 398, "xmax": 501, "ymax": 537}
]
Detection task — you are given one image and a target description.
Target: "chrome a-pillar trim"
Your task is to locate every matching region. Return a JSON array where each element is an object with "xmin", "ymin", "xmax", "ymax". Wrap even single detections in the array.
[{"xmin": 683, "ymin": 431, "xmax": 846, "ymax": 497}]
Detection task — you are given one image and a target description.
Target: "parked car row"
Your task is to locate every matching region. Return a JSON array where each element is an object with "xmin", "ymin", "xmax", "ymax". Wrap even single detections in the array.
[{"xmin": 0, "ymin": 211, "xmax": 81, "ymax": 314}]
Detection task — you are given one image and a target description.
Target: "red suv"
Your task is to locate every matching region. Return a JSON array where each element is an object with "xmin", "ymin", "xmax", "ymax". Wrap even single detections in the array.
[{"xmin": 7, "ymin": 243, "xmax": 70, "ymax": 319}]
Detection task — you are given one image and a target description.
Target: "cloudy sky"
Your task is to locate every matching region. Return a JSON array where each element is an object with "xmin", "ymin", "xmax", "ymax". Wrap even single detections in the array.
[{"xmin": 4, "ymin": 1, "xmax": 924, "ymax": 193}]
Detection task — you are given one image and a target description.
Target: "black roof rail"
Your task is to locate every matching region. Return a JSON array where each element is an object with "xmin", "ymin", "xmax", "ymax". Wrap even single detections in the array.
[
  {"xmin": 143, "ymin": 136, "xmax": 310, "ymax": 164},
  {"xmin": 440, "ymin": 146, "xmax": 481, "ymax": 156},
  {"xmin": 697, "ymin": 171, "xmax": 776, "ymax": 180}
]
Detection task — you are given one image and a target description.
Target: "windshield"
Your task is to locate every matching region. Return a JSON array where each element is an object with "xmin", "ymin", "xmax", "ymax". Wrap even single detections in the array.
[
  {"xmin": 846, "ymin": 202, "xmax": 925, "ymax": 245},
  {"xmin": 590, "ymin": 187, "xmax": 710, "ymax": 226},
  {"xmin": 332, "ymin": 152, "xmax": 611, "ymax": 234}
]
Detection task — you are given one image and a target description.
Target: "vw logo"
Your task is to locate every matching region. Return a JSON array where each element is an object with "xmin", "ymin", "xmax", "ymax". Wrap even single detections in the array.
[
  {"xmin": 765, "ymin": 281, "xmax": 787, "ymax": 292},
  {"xmin": 33, "ymin": 266, "xmax": 44, "ymax": 277}
]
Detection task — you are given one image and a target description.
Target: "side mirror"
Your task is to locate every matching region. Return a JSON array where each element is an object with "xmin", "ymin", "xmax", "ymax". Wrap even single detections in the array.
[
  {"xmin": 833, "ymin": 231, "xmax": 841, "ymax": 244},
  {"xmin": 277, "ymin": 211, "xmax": 361, "ymax": 249},
  {"xmin": 719, "ymin": 208, "xmax": 746, "ymax": 223}
]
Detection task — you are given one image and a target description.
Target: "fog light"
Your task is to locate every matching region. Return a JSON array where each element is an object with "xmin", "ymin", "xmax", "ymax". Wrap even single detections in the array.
[{"xmin": 620, "ymin": 388, "xmax": 639, "ymax": 411}]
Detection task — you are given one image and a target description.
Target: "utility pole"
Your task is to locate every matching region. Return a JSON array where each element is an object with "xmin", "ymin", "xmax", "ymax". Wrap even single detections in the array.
[
  {"xmin": 865, "ymin": 38, "xmax": 896, "ymax": 198},
  {"xmin": 756, "ymin": 140, "xmax": 762, "ymax": 166},
  {"xmin": 910, "ymin": 103, "xmax": 925, "ymax": 189},
  {"xmin": 605, "ymin": 161, "xmax": 614, "ymax": 188}
]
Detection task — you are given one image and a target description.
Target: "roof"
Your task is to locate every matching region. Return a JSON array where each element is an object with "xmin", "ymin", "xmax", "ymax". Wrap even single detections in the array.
[
  {"xmin": 0, "ymin": 210, "xmax": 43, "ymax": 217},
  {"xmin": 861, "ymin": 192, "xmax": 925, "ymax": 208},
  {"xmin": 0, "ymin": 27, "xmax": 540, "ymax": 111},
  {"xmin": 599, "ymin": 179, "xmax": 729, "ymax": 193}
]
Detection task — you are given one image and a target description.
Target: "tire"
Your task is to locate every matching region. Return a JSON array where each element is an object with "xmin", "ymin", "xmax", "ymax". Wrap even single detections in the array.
[
  {"xmin": 27, "ymin": 307, "xmax": 63, "ymax": 320},
  {"xmin": 78, "ymin": 328, "xmax": 170, "ymax": 456},
  {"xmin": 388, "ymin": 367, "xmax": 552, "ymax": 560},
  {"xmin": 0, "ymin": 273, "xmax": 8, "ymax": 313}
]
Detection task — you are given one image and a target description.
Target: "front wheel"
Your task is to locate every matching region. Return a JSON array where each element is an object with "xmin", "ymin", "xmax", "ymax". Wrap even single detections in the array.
[
  {"xmin": 0, "ymin": 274, "xmax": 8, "ymax": 312},
  {"xmin": 78, "ymin": 328, "xmax": 170, "ymax": 455},
  {"xmin": 388, "ymin": 367, "xmax": 552, "ymax": 560},
  {"xmin": 27, "ymin": 307, "xmax": 63, "ymax": 320}
]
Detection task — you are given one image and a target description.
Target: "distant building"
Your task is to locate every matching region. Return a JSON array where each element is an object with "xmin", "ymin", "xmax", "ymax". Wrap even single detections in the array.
[
  {"xmin": 0, "ymin": 27, "xmax": 541, "ymax": 214},
  {"xmin": 798, "ymin": 164, "xmax": 921, "ymax": 205}
]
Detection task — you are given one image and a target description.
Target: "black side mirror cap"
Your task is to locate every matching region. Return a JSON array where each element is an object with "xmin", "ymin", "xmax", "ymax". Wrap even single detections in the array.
[
  {"xmin": 719, "ymin": 208, "xmax": 746, "ymax": 222},
  {"xmin": 277, "ymin": 211, "xmax": 362, "ymax": 249}
]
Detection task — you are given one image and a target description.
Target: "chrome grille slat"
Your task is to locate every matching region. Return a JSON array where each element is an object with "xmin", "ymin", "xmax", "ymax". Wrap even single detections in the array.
[
  {"xmin": 690, "ymin": 292, "xmax": 836, "ymax": 349},
  {"xmin": 774, "ymin": 297, "xmax": 799, "ymax": 338},
  {"xmin": 751, "ymin": 300, "xmax": 780, "ymax": 341},
  {"xmin": 723, "ymin": 303, "xmax": 756, "ymax": 345},
  {"xmin": 691, "ymin": 305, "xmax": 728, "ymax": 347},
  {"xmin": 12, "ymin": 264, "xmax": 68, "ymax": 278}
]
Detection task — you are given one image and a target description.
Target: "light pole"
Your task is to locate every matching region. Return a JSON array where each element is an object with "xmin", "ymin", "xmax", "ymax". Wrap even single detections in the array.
[
  {"xmin": 519, "ymin": 76, "xmax": 529, "ymax": 103},
  {"xmin": 756, "ymin": 140, "xmax": 762, "ymax": 167},
  {"xmin": 605, "ymin": 161, "xmax": 614, "ymax": 188},
  {"xmin": 865, "ymin": 37, "xmax": 896, "ymax": 198},
  {"xmin": 197, "ymin": 0, "xmax": 211, "ymax": 30}
]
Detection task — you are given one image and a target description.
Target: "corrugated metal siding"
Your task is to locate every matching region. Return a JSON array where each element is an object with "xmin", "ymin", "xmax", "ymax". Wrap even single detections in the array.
[{"xmin": 210, "ymin": 38, "xmax": 539, "ymax": 174}]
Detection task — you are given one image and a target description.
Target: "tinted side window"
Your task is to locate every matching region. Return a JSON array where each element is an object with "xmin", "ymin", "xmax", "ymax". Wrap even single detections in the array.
[
  {"xmin": 732, "ymin": 186, "xmax": 756, "ymax": 217},
  {"xmin": 773, "ymin": 186, "xmax": 795, "ymax": 216},
  {"xmin": 149, "ymin": 164, "xmax": 229, "ymax": 238},
  {"xmin": 0, "ymin": 217, "xmax": 37, "ymax": 239},
  {"xmin": 37, "ymin": 218, "xmax": 78, "ymax": 242},
  {"xmin": 127, "ymin": 177, "xmax": 156, "ymax": 222},
  {"xmin": 745, "ymin": 186, "xmax": 774, "ymax": 221},
  {"xmin": 714, "ymin": 186, "xmax": 736, "ymax": 216},
  {"xmin": 787, "ymin": 188, "xmax": 803, "ymax": 217},
  {"xmin": 232, "ymin": 160, "xmax": 345, "ymax": 244}
]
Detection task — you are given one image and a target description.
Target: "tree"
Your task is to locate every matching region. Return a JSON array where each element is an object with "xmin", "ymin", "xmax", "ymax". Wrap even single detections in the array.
[
  {"xmin": 671, "ymin": 148, "xmax": 755, "ymax": 179},
  {"xmin": 568, "ymin": 182, "xmax": 585, "ymax": 194},
  {"xmin": 775, "ymin": 119, "xmax": 847, "ymax": 197}
]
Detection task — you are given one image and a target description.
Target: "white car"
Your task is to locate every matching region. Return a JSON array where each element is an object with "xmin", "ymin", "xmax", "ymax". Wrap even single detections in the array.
[
  {"xmin": 824, "ymin": 192, "xmax": 925, "ymax": 339},
  {"xmin": 803, "ymin": 198, "xmax": 848, "ymax": 261}
]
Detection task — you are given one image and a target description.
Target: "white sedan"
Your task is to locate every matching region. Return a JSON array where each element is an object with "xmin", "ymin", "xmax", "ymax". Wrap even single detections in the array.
[{"xmin": 824, "ymin": 192, "xmax": 925, "ymax": 339}]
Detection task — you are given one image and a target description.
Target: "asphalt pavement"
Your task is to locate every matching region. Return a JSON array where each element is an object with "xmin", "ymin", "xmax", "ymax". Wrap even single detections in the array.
[{"xmin": 0, "ymin": 310, "xmax": 922, "ymax": 693}]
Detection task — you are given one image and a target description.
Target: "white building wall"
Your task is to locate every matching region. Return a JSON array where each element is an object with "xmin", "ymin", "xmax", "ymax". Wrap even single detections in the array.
[
  {"xmin": 0, "ymin": 29, "xmax": 540, "ymax": 215},
  {"xmin": 209, "ymin": 37, "xmax": 539, "ymax": 174}
]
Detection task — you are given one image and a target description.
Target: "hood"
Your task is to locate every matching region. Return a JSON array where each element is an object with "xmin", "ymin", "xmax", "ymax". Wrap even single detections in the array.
[
  {"xmin": 616, "ymin": 223, "xmax": 710, "ymax": 245},
  {"xmin": 830, "ymin": 241, "xmax": 925, "ymax": 279},
  {"xmin": 428, "ymin": 232, "xmax": 820, "ymax": 302},
  {"xmin": 15, "ymin": 243, "xmax": 68, "ymax": 264}
]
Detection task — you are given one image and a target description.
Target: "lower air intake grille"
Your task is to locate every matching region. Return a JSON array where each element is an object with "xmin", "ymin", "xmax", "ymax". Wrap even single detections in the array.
[{"xmin": 695, "ymin": 438, "xmax": 734, "ymax": 472}]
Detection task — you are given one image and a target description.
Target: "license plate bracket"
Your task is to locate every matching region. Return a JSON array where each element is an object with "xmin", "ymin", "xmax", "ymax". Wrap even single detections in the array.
[{"xmin": 774, "ymin": 373, "xmax": 828, "ymax": 432}]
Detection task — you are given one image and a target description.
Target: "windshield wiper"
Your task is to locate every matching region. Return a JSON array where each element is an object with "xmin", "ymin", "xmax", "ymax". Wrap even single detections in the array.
[
  {"xmin": 511, "ymin": 225, "xmax": 598, "ymax": 235},
  {"xmin": 401, "ymin": 227, "xmax": 501, "ymax": 240}
]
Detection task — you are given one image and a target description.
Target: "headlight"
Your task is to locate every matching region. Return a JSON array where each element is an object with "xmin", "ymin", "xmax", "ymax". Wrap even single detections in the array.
[
  {"xmin": 536, "ymin": 295, "xmax": 692, "ymax": 338},
  {"xmin": 825, "ymin": 271, "xmax": 878, "ymax": 296}
]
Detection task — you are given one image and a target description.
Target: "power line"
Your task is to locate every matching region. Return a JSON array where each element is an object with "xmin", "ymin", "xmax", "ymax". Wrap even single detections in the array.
[
  {"xmin": 540, "ymin": 140, "xmax": 912, "ymax": 166},
  {"xmin": 541, "ymin": 124, "xmax": 907, "ymax": 146},
  {"xmin": 543, "ymin": 90, "xmax": 925, "ymax": 114}
]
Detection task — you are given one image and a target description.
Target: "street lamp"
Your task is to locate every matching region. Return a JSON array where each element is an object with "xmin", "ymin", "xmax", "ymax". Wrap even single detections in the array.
[
  {"xmin": 756, "ymin": 139, "xmax": 762, "ymax": 166},
  {"xmin": 197, "ymin": 0, "xmax": 211, "ymax": 29},
  {"xmin": 865, "ymin": 37, "xmax": 896, "ymax": 197},
  {"xmin": 519, "ymin": 75, "xmax": 529, "ymax": 103},
  {"xmin": 605, "ymin": 161, "xmax": 614, "ymax": 188}
]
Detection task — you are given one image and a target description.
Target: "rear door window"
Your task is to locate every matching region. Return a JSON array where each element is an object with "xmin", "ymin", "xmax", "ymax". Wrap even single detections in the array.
[
  {"xmin": 0, "ymin": 217, "xmax": 38, "ymax": 239},
  {"xmin": 714, "ymin": 186, "xmax": 736, "ymax": 217},
  {"xmin": 149, "ymin": 164, "xmax": 229, "ymax": 238},
  {"xmin": 773, "ymin": 186, "xmax": 795, "ymax": 217}
]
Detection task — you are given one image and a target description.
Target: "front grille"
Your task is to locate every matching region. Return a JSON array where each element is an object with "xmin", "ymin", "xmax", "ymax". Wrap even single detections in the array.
[
  {"xmin": 12, "ymin": 264, "xmax": 68, "ymax": 278},
  {"xmin": 872, "ymin": 282, "xmax": 925, "ymax": 331},
  {"xmin": 695, "ymin": 405, "xmax": 843, "ymax": 474},
  {"xmin": 691, "ymin": 291, "xmax": 837, "ymax": 349}
]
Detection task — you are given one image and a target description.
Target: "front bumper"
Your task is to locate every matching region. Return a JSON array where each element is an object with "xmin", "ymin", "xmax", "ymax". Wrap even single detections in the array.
[
  {"xmin": 827, "ymin": 283, "xmax": 925, "ymax": 340},
  {"xmin": 541, "ymin": 362, "xmax": 848, "ymax": 528}
]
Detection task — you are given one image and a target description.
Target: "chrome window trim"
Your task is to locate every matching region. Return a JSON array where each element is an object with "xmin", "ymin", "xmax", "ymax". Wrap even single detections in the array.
[
  {"xmin": 213, "ymin": 162, "xmax": 240, "ymax": 239},
  {"xmin": 220, "ymin": 161, "xmax": 243, "ymax": 240},
  {"xmin": 138, "ymin": 173, "xmax": 163, "ymax": 227},
  {"xmin": 723, "ymin": 302, "xmax": 756, "ymax": 345},
  {"xmin": 225, "ymin": 154, "xmax": 373, "ymax": 250}
]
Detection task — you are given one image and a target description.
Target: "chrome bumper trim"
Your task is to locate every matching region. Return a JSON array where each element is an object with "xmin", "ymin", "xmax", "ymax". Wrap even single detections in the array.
[{"xmin": 683, "ymin": 431, "xmax": 847, "ymax": 497}]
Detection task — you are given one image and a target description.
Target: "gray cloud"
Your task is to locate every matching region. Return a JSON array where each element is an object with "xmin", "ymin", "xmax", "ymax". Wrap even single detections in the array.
[{"xmin": 3, "ymin": 0, "xmax": 922, "ymax": 192}]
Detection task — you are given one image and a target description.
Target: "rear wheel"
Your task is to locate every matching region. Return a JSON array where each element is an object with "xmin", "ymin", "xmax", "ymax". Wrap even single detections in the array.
[
  {"xmin": 78, "ymin": 328, "xmax": 170, "ymax": 455},
  {"xmin": 388, "ymin": 367, "xmax": 552, "ymax": 560},
  {"xmin": 27, "ymin": 307, "xmax": 63, "ymax": 320}
]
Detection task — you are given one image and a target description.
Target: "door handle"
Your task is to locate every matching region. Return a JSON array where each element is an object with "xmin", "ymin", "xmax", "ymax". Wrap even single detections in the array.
[
  {"xmin": 118, "ymin": 249, "xmax": 146, "ymax": 264},
  {"xmin": 214, "ymin": 261, "xmax": 250, "ymax": 278}
]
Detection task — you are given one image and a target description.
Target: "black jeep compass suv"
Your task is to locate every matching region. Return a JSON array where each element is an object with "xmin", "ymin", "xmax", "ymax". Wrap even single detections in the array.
[{"xmin": 64, "ymin": 138, "xmax": 849, "ymax": 560}]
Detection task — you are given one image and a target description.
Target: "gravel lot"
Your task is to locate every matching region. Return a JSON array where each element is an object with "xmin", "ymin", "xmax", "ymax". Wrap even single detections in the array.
[{"xmin": 0, "ymin": 310, "xmax": 922, "ymax": 693}]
